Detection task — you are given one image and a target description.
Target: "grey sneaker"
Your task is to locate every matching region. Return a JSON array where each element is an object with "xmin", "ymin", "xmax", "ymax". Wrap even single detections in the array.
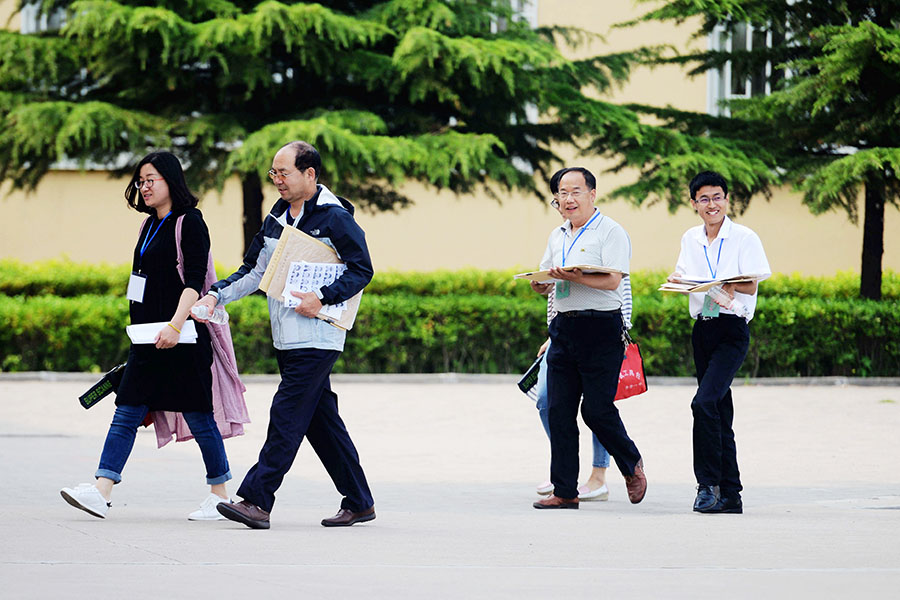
[{"xmin": 60, "ymin": 483, "xmax": 110, "ymax": 518}]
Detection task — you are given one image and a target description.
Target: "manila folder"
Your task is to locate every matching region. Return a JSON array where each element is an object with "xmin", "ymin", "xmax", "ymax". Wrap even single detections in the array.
[{"xmin": 258, "ymin": 225, "xmax": 363, "ymax": 330}]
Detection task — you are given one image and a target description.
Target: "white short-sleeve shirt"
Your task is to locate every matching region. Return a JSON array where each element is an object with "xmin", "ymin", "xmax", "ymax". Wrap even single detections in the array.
[
  {"xmin": 540, "ymin": 209, "xmax": 631, "ymax": 312},
  {"xmin": 675, "ymin": 216, "xmax": 771, "ymax": 321}
]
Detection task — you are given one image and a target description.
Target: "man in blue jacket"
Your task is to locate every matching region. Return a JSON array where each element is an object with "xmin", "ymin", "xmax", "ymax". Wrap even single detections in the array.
[{"xmin": 193, "ymin": 141, "xmax": 375, "ymax": 529}]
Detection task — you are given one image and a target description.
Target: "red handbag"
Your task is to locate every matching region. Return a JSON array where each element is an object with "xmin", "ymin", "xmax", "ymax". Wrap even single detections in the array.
[{"xmin": 615, "ymin": 333, "xmax": 647, "ymax": 401}]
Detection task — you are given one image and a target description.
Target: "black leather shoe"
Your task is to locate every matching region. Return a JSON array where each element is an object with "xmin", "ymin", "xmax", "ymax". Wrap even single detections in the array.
[
  {"xmin": 321, "ymin": 507, "xmax": 376, "ymax": 527},
  {"xmin": 705, "ymin": 493, "xmax": 743, "ymax": 514},
  {"xmin": 693, "ymin": 485, "xmax": 720, "ymax": 512}
]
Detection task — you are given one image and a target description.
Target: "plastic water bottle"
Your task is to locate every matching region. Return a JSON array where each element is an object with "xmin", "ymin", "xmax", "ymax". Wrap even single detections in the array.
[
  {"xmin": 191, "ymin": 304, "xmax": 229, "ymax": 324},
  {"xmin": 708, "ymin": 286, "xmax": 751, "ymax": 319}
]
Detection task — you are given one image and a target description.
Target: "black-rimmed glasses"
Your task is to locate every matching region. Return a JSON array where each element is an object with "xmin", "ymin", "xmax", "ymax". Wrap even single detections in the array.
[{"xmin": 134, "ymin": 177, "xmax": 164, "ymax": 189}]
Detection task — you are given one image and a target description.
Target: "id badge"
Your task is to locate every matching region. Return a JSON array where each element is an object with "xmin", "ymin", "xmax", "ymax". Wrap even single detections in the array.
[
  {"xmin": 555, "ymin": 281, "xmax": 570, "ymax": 299},
  {"xmin": 127, "ymin": 272, "xmax": 147, "ymax": 303},
  {"xmin": 701, "ymin": 293, "xmax": 720, "ymax": 318}
]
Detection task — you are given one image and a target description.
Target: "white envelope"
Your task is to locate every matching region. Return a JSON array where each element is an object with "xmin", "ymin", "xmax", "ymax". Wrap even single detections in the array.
[{"xmin": 126, "ymin": 320, "xmax": 198, "ymax": 344}]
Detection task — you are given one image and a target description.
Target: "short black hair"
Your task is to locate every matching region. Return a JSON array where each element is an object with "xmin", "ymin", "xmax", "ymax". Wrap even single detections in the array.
[
  {"xmin": 283, "ymin": 141, "xmax": 322, "ymax": 181},
  {"xmin": 125, "ymin": 151, "xmax": 198, "ymax": 214},
  {"xmin": 555, "ymin": 167, "xmax": 596, "ymax": 191},
  {"xmin": 689, "ymin": 171, "xmax": 728, "ymax": 200},
  {"xmin": 549, "ymin": 168, "xmax": 567, "ymax": 194}
]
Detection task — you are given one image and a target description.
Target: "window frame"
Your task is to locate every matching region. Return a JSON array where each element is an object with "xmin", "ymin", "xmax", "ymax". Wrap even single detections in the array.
[{"xmin": 706, "ymin": 22, "xmax": 789, "ymax": 117}]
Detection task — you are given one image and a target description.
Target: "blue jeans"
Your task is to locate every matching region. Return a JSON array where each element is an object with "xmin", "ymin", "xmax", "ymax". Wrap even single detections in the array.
[
  {"xmin": 96, "ymin": 404, "xmax": 231, "ymax": 485},
  {"xmin": 535, "ymin": 345, "xmax": 610, "ymax": 469}
]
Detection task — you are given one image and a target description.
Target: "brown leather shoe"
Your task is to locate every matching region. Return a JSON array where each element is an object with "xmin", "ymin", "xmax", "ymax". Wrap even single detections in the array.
[
  {"xmin": 533, "ymin": 494, "xmax": 579, "ymax": 509},
  {"xmin": 216, "ymin": 500, "xmax": 270, "ymax": 529},
  {"xmin": 321, "ymin": 506, "xmax": 376, "ymax": 527},
  {"xmin": 624, "ymin": 459, "xmax": 647, "ymax": 504}
]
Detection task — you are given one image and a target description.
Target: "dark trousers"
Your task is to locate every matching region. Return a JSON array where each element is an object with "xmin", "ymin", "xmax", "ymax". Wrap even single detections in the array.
[
  {"xmin": 691, "ymin": 315, "xmax": 750, "ymax": 494},
  {"xmin": 547, "ymin": 311, "xmax": 642, "ymax": 499},
  {"xmin": 237, "ymin": 348, "xmax": 374, "ymax": 513}
]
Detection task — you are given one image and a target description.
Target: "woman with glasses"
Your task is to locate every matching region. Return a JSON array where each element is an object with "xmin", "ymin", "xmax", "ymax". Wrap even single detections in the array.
[{"xmin": 61, "ymin": 151, "xmax": 236, "ymax": 522}]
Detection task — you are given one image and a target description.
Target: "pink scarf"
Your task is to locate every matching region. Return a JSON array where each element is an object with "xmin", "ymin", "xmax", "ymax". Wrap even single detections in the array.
[{"xmin": 144, "ymin": 214, "xmax": 250, "ymax": 448}]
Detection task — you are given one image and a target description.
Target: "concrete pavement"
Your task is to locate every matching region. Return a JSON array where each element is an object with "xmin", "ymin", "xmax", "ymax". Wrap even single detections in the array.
[{"xmin": 1, "ymin": 377, "xmax": 899, "ymax": 599}]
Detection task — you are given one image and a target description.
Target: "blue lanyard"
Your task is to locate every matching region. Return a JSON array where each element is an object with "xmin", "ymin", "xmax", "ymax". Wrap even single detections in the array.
[
  {"xmin": 703, "ymin": 238, "xmax": 724, "ymax": 278},
  {"xmin": 139, "ymin": 211, "xmax": 171, "ymax": 259},
  {"xmin": 562, "ymin": 210, "xmax": 602, "ymax": 267}
]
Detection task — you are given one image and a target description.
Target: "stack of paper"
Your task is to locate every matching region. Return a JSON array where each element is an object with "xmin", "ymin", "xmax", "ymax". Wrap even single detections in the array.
[
  {"xmin": 258, "ymin": 225, "xmax": 363, "ymax": 330},
  {"xmin": 658, "ymin": 274, "xmax": 766, "ymax": 294},
  {"xmin": 514, "ymin": 264, "xmax": 624, "ymax": 283},
  {"xmin": 126, "ymin": 320, "xmax": 198, "ymax": 344},
  {"xmin": 282, "ymin": 260, "xmax": 348, "ymax": 322}
]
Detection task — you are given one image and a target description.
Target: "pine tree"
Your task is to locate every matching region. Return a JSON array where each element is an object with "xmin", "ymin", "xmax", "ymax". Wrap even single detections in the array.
[
  {"xmin": 1, "ymin": 0, "xmax": 663, "ymax": 254},
  {"xmin": 620, "ymin": 0, "xmax": 900, "ymax": 299}
]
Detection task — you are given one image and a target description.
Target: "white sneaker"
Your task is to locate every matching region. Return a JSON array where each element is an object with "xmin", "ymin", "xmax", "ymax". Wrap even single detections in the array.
[
  {"xmin": 60, "ymin": 483, "xmax": 110, "ymax": 518},
  {"xmin": 578, "ymin": 483, "xmax": 610, "ymax": 501},
  {"xmin": 188, "ymin": 493, "xmax": 228, "ymax": 521}
]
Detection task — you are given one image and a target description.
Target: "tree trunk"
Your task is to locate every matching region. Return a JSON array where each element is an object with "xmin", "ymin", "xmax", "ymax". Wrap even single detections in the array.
[
  {"xmin": 241, "ymin": 172, "xmax": 264, "ymax": 257},
  {"xmin": 860, "ymin": 173, "xmax": 885, "ymax": 300}
]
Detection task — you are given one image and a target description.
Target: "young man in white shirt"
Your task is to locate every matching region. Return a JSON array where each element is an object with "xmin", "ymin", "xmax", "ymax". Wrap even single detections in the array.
[{"xmin": 669, "ymin": 171, "xmax": 771, "ymax": 514}]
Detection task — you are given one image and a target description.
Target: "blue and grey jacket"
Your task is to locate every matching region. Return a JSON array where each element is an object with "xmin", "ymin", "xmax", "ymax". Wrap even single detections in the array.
[{"xmin": 210, "ymin": 184, "xmax": 373, "ymax": 352}]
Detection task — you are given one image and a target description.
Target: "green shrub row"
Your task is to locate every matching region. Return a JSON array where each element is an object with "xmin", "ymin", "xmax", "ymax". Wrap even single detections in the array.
[
  {"xmin": 3, "ymin": 259, "xmax": 899, "ymax": 299},
  {"xmin": 2, "ymin": 292, "xmax": 896, "ymax": 376}
]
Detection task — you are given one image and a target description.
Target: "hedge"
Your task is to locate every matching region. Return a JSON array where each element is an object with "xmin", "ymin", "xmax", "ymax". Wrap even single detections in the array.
[
  {"xmin": 3, "ymin": 259, "xmax": 898, "ymax": 300},
  {"xmin": 2, "ymin": 292, "xmax": 897, "ymax": 377}
]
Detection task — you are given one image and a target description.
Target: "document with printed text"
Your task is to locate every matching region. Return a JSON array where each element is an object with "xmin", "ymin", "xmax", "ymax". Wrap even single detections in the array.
[{"xmin": 282, "ymin": 261, "xmax": 348, "ymax": 321}]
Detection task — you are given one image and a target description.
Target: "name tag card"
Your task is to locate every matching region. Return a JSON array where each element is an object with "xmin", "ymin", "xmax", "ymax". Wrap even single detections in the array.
[
  {"xmin": 701, "ymin": 294, "xmax": 720, "ymax": 318},
  {"xmin": 127, "ymin": 272, "xmax": 147, "ymax": 303}
]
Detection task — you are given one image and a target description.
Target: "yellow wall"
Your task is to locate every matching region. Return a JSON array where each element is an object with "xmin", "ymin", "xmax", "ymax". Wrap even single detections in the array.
[
  {"xmin": 0, "ymin": 172, "xmax": 246, "ymax": 266},
  {"xmin": 4, "ymin": 169, "xmax": 896, "ymax": 276},
  {"xmin": 1, "ymin": 0, "xmax": 897, "ymax": 275},
  {"xmin": 0, "ymin": 0, "xmax": 19, "ymax": 29}
]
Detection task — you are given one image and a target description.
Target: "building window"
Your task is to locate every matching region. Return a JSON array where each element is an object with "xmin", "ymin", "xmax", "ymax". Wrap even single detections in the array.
[
  {"xmin": 19, "ymin": 2, "xmax": 66, "ymax": 34},
  {"xmin": 706, "ymin": 23, "xmax": 786, "ymax": 116},
  {"xmin": 512, "ymin": 0, "xmax": 538, "ymax": 29},
  {"xmin": 491, "ymin": 0, "xmax": 538, "ymax": 33}
]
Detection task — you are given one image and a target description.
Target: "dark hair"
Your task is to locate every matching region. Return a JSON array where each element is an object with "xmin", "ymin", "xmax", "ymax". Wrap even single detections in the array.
[
  {"xmin": 689, "ymin": 171, "xmax": 728, "ymax": 200},
  {"xmin": 549, "ymin": 168, "xmax": 567, "ymax": 194},
  {"xmin": 555, "ymin": 167, "xmax": 596, "ymax": 191},
  {"xmin": 125, "ymin": 151, "xmax": 198, "ymax": 214},
  {"xmin": 283, "ymin": 141, "xmax": 322, "ymax": 181}
]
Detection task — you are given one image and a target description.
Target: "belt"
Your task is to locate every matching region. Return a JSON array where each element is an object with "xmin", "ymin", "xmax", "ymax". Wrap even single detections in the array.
[
  {"xmin": 698, "ymin": 314, "xmax": 746, "ymax": 322},
  {"xmin": 558, "ymin": 309, "xmax": 621, "ymax": 318}
]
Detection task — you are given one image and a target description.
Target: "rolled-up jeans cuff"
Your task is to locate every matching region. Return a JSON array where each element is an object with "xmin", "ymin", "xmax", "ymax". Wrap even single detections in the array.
[
  {"xmin": 207, "ymin": 470, "xmax": 232, "ymax": 485},
  {"xmin": 95, "ymin": 468, "xmax": 122, "ymax": 483}
]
